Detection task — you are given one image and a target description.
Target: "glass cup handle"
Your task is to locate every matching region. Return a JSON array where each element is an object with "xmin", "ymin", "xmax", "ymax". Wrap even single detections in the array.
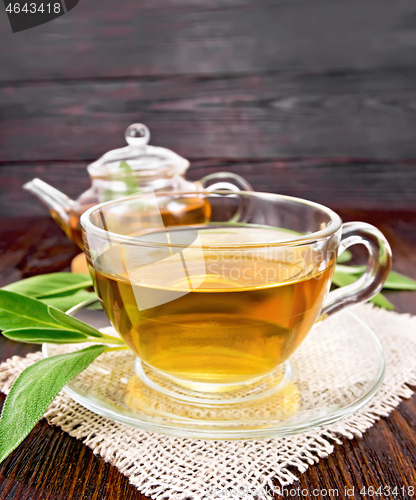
[
  {"xmin": 320, "ymin": 222, "xmax": 392, "ymax": 319},
  {"xmin": 199, "ymin": 172, "xmax": 253, "ymax": 192}
]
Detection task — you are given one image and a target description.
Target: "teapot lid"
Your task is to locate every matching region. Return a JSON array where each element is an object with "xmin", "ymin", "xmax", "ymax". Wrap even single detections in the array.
[{"xmin": 87, "ymin": 124, "xmax": 189, "ymax": 178}]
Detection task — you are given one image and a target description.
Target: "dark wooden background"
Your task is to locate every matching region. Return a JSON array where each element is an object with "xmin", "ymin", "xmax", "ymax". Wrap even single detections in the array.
[
  {"xmin": 1, "ymin": 0, "xmax": 416, "ymax": 215},
  {"xmin": 1, "ymin": 1, "xmax": 416, "ymax": 499}
]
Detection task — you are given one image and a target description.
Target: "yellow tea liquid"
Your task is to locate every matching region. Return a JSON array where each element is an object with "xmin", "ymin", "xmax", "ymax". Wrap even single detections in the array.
[
  {"xmin": 65, "ymin": 195, "xmax": 210, "ymax": 249},
  {"xmin": 91, "ymin": 227, "xmax": 335, "ymax": 385}
]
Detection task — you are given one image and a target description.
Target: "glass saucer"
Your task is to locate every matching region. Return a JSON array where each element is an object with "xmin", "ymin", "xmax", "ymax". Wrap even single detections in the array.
[{"xmin": 43, "ymin": 302, "xmax": 385, "ymax": 440}]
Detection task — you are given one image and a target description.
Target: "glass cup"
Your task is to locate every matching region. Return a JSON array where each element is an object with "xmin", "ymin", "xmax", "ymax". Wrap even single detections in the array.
[{"xmin": 81, "ymin": 190, "xmax": 391, "ymax": 396}]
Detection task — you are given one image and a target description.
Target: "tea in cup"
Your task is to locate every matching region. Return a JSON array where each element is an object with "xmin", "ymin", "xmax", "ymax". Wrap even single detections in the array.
[{"xmin": 81, "ymin": 191, "xmax": 391, "ymax": 395}]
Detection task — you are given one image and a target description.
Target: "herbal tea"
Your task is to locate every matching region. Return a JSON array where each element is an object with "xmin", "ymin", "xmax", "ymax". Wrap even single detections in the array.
[
  {"xmin": 65, "ymin": 195, "xmax": 210, "ymax": 249},
  {"xmin": 90, "ymin": 227, "xmax": 335, "ymax": 385}
]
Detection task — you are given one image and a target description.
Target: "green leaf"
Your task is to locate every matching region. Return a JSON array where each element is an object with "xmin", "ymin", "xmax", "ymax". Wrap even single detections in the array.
[
  {"xmin": 3, "ymin": 273, "xmax": 97, "ymax": 314},
  {"xmin": 2, "ymin": 328, "xmax": 89, "ymax": 344},
  {"xmin": 334, "ymin": 267, "xmax": 416, "ymax": 293},
  {"xmin": 87, "ymin": 301, "xmax": 103, "ymax": 311},
  {"xmin": 332, "ymin": 270, "xmax": 395, "ymax": 310},
  {"xmin": 335, "ymin": 264, "xmax": 367, "ymax": 275},
  {"xmin": 0, "ymin": 290, "xmax": 123, "ymax": 346},
  {"xmin": 331, "ymin": 272, "xmax": 358, "ymax": 288},
  {"xmin": 119, "ymin": 160, "xmax": 134, "ymax": 173},
  {"xmin": 119, "ymin": 161, "xmax": 139, "ymax": 193},
  {"xmin": 337, "ymin": 249, "xmax": 352, "ymax": 264},
  {"xmin": 0, "ymin": 345, "xmax": 106, "ymax": 464},
  {"xmin": 103, "ymin": 161, "xmax": 139, "ymax": 201},
  {"xmin": 382, "ymin": 271, "xmax": 416, "ymax": 291},
  {"xmin": 48, "ymin": 306, "xmax": 104, "ymax": 338},
  {"xmin": 370, "ymin": 293, "xmax": 395, "ymax": 310},
  {"xmin": 40, "ymin": 289, "xmax": 97, "ymax": 312},
  {"xmin": 4, "ymin": 273, "xmax": 92, "ymax": 299},
  {"xmin": 0, "ymin": 291, "xmax": 66, "ymax": 331}
]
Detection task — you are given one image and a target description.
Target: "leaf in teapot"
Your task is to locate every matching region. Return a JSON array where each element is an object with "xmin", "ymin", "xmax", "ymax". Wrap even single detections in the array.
[
  {"xmin": 102, "ymin": 161, "xmax": 139, "ymax": 200},
  {"xmin": 120, "ymin": 161, "xmax": 140, "ymax": 194}
]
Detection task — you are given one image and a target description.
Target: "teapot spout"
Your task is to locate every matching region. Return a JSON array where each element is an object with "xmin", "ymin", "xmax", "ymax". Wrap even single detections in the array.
[{"xmin": 23, "ymin": 178, "xmax": 73, "ymax": 237}]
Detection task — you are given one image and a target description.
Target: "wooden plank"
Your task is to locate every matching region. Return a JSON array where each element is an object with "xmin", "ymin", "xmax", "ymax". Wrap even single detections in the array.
[
  {"xmin": 0, "ymin": 0, "xmax": 416, "ymax": 81},
  {"xmin": 2, "ymin": 69, "xmax": 416, "ymax": 161},
  {"xmin": 0, "ymin": 217, "xmax": 79, "ymax": 285},
  {"xmin": 0, "ymin": 214, "xmax": 415, "ymax": 499},
  {"xmin": 1, "ymin": 159, "xmax": 415, "ymax": 213}
]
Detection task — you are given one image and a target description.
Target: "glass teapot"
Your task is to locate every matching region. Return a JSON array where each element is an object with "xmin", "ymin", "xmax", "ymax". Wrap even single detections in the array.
[{"xmin": 24, "ymin": 124, "xmax": 252, "ymax": 249}]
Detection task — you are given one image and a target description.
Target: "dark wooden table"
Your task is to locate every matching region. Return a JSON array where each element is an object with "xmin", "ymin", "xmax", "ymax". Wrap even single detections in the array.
[{"xmin": 0, "ymin": 209, "xmax": 415, "ymax": 500}]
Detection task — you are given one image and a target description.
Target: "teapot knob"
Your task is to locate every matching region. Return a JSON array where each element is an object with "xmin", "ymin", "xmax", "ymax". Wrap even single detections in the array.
[{"xmin": 125, "ymin": 123, "xmax": 150, "ymax": 147}]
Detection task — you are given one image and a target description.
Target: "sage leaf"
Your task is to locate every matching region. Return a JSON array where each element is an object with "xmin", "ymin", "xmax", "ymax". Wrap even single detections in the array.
[
  {"xmin": 337, "ymin": 249, "xmax": 352, "ymax": 264},
  {"xmin": 3, "ymin": 273, "xmax": 96, "ymax": 313},
  {"xmin": 2, "ymin": 328, "xmax": 89, "ymax": 344},
  {"xmin": 87, "ymin": 301, "xmax": 103, "ymax": 311},
  {"xmin": 382, "ymin": 271, "xmax": 416, "ymax": 291},
  {"xmin": 335, "ymin": 267, "xmax": 416, "ymax": 290},
  {"xmin": 369, "ymin": 292, "xmax": 395, "ymax": 310},
  {"xmin": 0, "ymin": 345, "xmax": 106, "ymax": 464},
  {"xmin": 41, "ymin": 289, "xmax": 97, "ymax": 312},
  {"xmin": 335, "ymin": 265, "xmax": 367, "ymax": 275},
  {"xmin": 48, "ymin": 306, "xmax": 104, "ymax": 339},
  {"xmin": 0, "ymin": 291, "xmax": 66, "ymax": 331},
  {"xmin": 331, "ymin": 272, "xmax": 358, "ymax": 288},
  {"xmin": 4, "ymin": 273, "xmax": 92, "ymax": 299},
  {"xmin": 119, "ymin": 160, "xmax": 139, "ymax": 194},
  {"xmin": 103, "ymin": 161, "xmax": 138, "ymax": 200},
  {"xmin": 0, "ymin": 290, "xmax": 122, "ymax": 346},
  {"xmin": 331, "ymin": 272, "xmax": 394, "ymax": 310}
]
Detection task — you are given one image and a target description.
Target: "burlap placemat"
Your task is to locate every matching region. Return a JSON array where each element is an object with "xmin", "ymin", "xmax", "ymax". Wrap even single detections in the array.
[{"xmin": 1, "ymin": 304, "xmax": 416, "ymax": 499}]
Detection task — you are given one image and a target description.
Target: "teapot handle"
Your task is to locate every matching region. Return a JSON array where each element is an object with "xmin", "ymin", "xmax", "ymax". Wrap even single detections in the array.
[
  {"xmin": 199, "ymin": 172, "xmax": 253, "ymax": 192},
  {"xmin": 199, "ymin": 173, "xmax": 253, "ymax": 224}
]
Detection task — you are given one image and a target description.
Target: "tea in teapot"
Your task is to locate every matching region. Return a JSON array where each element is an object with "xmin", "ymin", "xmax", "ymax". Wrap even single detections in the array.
[{"xmin": 24, "ymin": 124, "xmax": 252, "ymax": 249}]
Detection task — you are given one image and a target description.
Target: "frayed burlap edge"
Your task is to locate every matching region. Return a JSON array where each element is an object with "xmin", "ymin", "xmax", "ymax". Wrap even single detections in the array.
[{"xmin": 1, "ymin": 304, "xmax": 416, "ymax": 500}]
